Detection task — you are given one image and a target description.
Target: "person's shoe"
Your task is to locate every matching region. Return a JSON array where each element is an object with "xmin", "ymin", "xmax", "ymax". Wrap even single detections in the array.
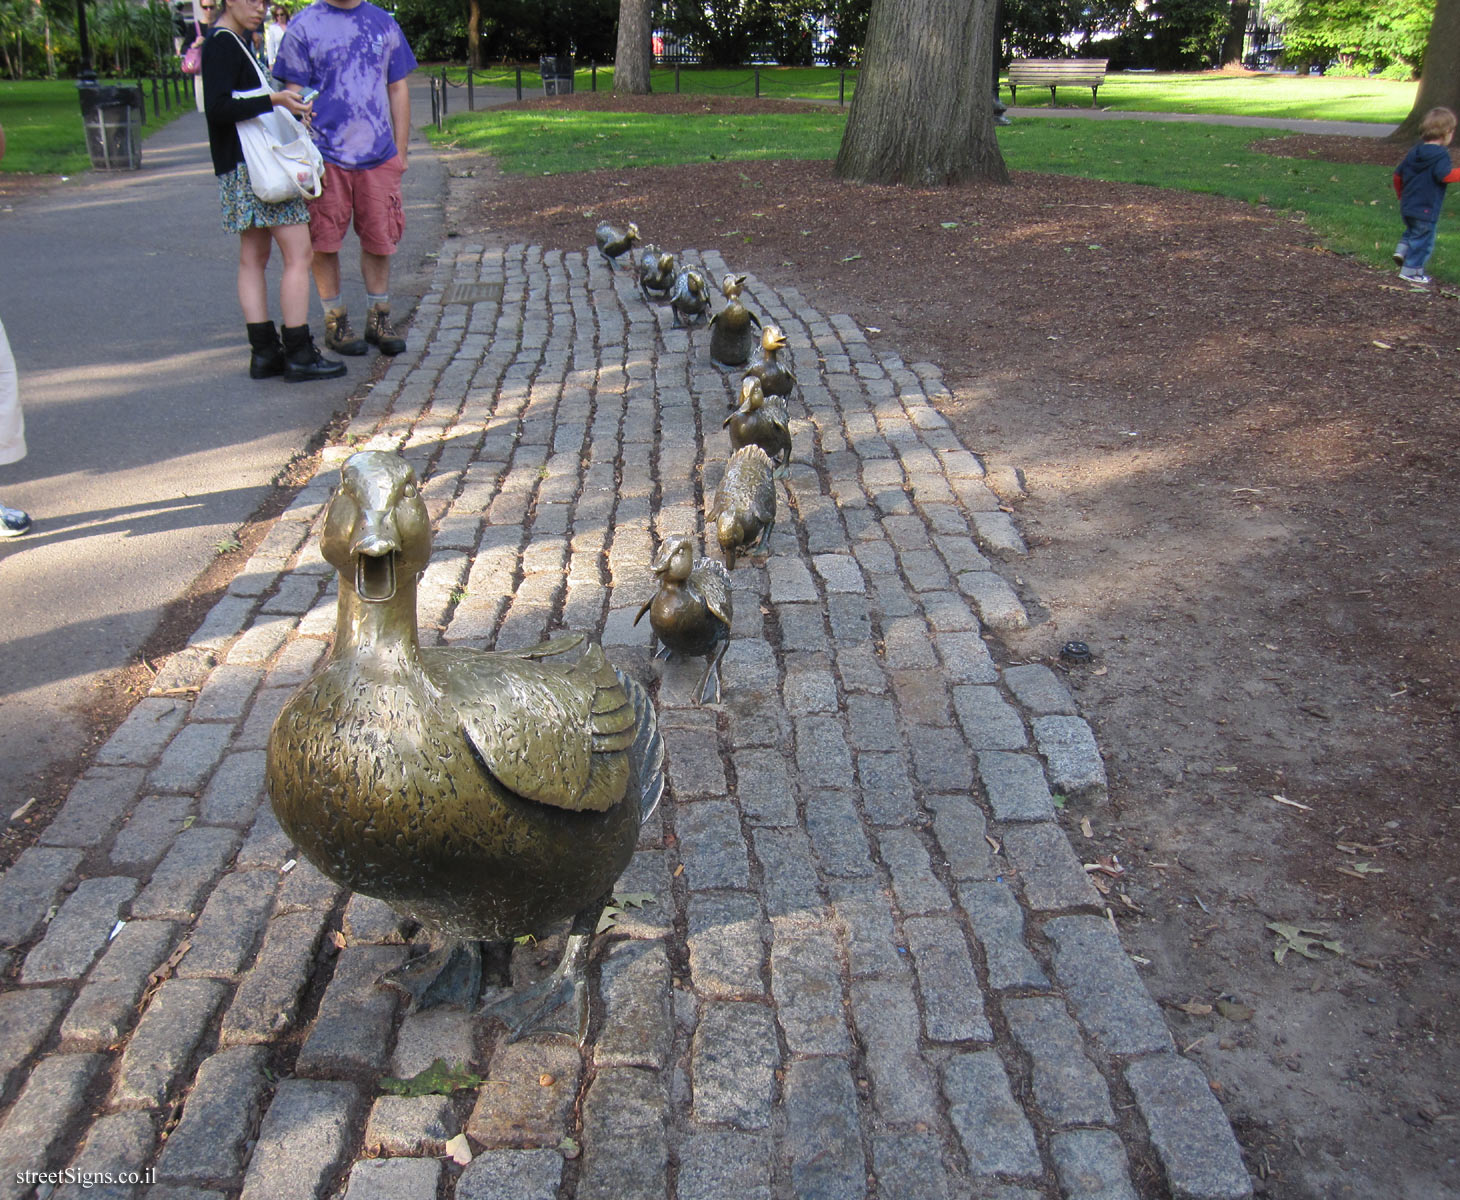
[
  {"xmin": 281, "ymin": 325, "xmax": 347, "ymax": 382},
  {"xmin": 1400, "ymin": 271, "xmax": 1432, "ymax": 285},
  {"xmin": 0, "ymin": 505, "xmax": 32, "ymax": 538},
  {"xmin": 1392, "ymin": 244, "xmax": 1407, "ymax": 267},
  {"xmin": 365, "ymin": 304, "xmax": 407, "ymax": 355},
  {"xmin": 246, "ymin": 320, "xmax": 286, "ymax": 379},
  {"xmin": 324, "ymin": 309, "xmax": 369, "ymax": 356}
]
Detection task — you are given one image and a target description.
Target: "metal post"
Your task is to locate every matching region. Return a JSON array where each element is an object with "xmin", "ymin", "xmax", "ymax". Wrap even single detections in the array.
[
  {"xmin": 151, "ymin": 76, "xmax": 160, "ymax": 118},
  {"xmin": 839, "ymin": 69, "xmax": 845, "ymax": 106},
  {"xmin": 134, "ymin": 80, "xmax": 147, "ymax": 124},
  {"xmin": 591, "ymin": 63, "xmax": 596, "ymax": 91},
  {"xmin": 675, "ymin": 65, "xmax": 680, "ymax": 93},
  {"xmin": 515, "ymin": 66, "xmax": 522, "ymax": 101},
  {"xmin": 440, "ymin": 66, "xmax": 448, "ymax": 116},
  {"xmin": 755, "ymin": 66, "xmax": 760, "ymax": 97},
  {"xmin": 467, "ymin": 68, "xmax": 473, "ymax": 111}
]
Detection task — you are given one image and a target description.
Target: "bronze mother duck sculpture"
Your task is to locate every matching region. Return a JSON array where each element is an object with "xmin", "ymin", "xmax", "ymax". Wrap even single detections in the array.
[
  {"xmin": 633, "ymin": 535, "xmax": 733, "ymax": 705},
  {"xmin": 709, "ymin": 445, "xmax": 777, "ymax": 569},
  {"xmin": 266, "ymin": 451, "xmax": 664, "ymax": 1042}
]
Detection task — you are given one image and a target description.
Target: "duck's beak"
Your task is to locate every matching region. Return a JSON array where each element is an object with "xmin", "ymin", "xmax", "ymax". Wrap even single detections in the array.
[{"xmin": 352, "ymin": 518, "xmax": 399, "ymax": 602}]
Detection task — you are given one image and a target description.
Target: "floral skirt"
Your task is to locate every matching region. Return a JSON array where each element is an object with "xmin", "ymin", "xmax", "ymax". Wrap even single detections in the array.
[{"xmin": 218, "ymin": 163, "xmax": 310, "ymax": 234}]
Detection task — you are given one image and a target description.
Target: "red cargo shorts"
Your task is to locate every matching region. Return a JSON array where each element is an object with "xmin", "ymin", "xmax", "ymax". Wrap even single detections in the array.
[{"xmin": 307, "ymin": 154, "xmax": 405, "ymax": 256}]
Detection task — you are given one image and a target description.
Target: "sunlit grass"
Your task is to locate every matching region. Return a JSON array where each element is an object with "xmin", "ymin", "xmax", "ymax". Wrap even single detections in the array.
[{"xmin": 0, "ymin": 78, "xmax": 195, "ymax": 174}]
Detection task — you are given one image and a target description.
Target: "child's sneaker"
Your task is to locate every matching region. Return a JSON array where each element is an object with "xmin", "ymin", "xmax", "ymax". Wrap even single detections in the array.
[
  {"xmin": 0, "ymin": 505, "xmax": 32, "ymax": 538},
  {"xmin": 1393, "ymin": 243, "xmax": 1407, "ymax": 267},
  {"xmin": 1400, "ymin": 271, "xmax": 1432, "ymax": 285}
]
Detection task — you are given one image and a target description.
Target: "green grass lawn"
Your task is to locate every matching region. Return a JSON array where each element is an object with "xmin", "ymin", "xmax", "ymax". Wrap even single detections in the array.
[
  {"xmin": 1, "ymin": 78, "xmax": 196, "ymax": 175},
  {"xmin": 1010, "ymin": 70, "xmax": 1414, "ymax": 123},
  {"xmin": 427, "ymin": 105, "xmax": 1434, "ymax": 279},
  {"xmin": 434, "ymin": 64, "xmax": 1414, "ymax": 122}
]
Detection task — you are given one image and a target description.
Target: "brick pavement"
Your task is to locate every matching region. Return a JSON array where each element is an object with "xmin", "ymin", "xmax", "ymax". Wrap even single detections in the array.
[{"xmin": 0, "ymin": 240, "xmax": 1253, "ymax": 1200}]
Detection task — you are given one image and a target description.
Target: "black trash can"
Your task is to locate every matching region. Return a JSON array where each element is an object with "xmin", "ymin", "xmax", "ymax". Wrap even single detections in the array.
[
  {"xmin": 80, "ymin": 85, "xmax": 144, "ymax": 170},
  {"xmin": 540, "ymin": 55, "xmax": 574, "ymax": 96}
]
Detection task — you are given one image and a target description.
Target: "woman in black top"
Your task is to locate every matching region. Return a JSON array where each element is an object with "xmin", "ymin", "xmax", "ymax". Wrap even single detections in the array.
[{"xmin": 202, "ymin": 0, "xmax": 342, "ymax": 381}]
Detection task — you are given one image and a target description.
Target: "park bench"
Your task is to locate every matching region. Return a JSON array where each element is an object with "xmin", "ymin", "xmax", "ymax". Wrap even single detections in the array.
[{"xmin": 1006, "ymin": 58, "xmax": 1109, "ymax": 107}]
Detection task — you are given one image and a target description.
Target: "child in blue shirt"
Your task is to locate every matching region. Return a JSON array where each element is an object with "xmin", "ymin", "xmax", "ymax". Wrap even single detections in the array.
[{"xmin": 1393, "ymin": 106, "xmax": 1460, "ymax": 285}]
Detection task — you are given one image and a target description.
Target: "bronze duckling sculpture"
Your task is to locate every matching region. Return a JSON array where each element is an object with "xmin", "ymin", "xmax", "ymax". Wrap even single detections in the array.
[
  {"xmin": 668, "ymin": 263, "xmax": 712, "ymax": 328},
  {"xmin": 742, "ymin": 324, "xmax": 796, "ymax": 402},
  {"xmin": 724, "ymin": 376, "xmax": 791, "ymax": 471},
  {"xmin": 266, "ymin": 451, "xmax": 664, "ymax": 1042},
  {"xmin": 594, "ymin": 220, "xmax": 640, "ymax": 269},
  {"xmin": 708, "ymin": 274, "xmax": 762, "ymax": 367},
  {"xmin": 633, "ymin": 536, "xmax": 733, "ymax": 705},
  {"xmin": 637, "ymin": 245, "xmax": 677, "ymax": 302},
  {"xmin": 709, "ymin": 444, "xmax": 777, "ymax": 569}
]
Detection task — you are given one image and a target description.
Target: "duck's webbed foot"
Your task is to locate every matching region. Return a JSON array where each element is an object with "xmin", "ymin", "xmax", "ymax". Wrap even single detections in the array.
[
  {"xmin": 382, "ymin": 936, "xmax": 483, "ymax": 1010},
  {"xmin": 479, "ymin": 902, "xmax": 603, "ymax": 1045}
]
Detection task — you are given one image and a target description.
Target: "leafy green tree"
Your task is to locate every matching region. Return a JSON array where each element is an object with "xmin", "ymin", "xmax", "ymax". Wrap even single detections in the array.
[{"xmin": 1266, "ymin": 0, "xmax": 1431, "ymax": 74}]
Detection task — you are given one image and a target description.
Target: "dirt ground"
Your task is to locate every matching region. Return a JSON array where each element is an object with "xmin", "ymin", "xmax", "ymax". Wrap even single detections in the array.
[{"xmin": 452, "ymin": 97, "xmax": 1459, "ymax": 1199}]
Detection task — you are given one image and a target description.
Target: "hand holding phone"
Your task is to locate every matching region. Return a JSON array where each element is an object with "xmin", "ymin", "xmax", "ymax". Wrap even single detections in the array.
[{"xmin": 299, "ymin": 87, "xmax": 320, "ymax": 104}]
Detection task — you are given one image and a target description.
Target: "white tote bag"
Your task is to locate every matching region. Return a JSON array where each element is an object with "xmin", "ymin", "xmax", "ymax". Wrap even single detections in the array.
[{"xmin": 223, "ymin": 30, "xmax": 324, "ymax": 203}]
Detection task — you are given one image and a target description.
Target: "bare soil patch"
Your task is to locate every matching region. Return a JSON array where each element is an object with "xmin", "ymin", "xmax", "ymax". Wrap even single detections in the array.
[{"xmin": 457, "ymin": 101, "xmax": 1460, "ymax": 1199}]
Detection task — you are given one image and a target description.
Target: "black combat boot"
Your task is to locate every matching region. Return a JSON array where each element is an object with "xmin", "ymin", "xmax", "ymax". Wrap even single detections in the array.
[
  {"xmin": 281, "ymin": 324, "xmax": 347, "ymax": 383},
  {"xmin": 246, "ymin": 321, "xmax": 286, "ymax": 379}
]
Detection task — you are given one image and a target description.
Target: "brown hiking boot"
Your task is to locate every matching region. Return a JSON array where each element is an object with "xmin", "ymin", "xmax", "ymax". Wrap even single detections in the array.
[
  {"xmin": 324, "ymin": 309, "xmax": 368, "ymax": 356},
  {"xmin": 365, "ymin": 304, "xmax": 406, "ymax": 355}
]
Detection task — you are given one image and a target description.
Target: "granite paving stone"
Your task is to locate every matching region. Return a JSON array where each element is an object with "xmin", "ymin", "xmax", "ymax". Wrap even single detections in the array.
[
  {"xmin": 363, "ymin": 1094, "xmax": 459, "ymax": 1156},
  {"xmin": 926, "ymin": 794, "xmax": 997, "ymax": 882},
  {"xmin": 108, "ymin": 794, "xmax": 192, "ymax": 872},
  {"xmin": 687, "ymin": 890, "xmax": 765, "ymax": 996},
  {"xmin": 390, "ymin": 1006, "xmax": 477, "ymax": 1077},
  {"xmin": 236, "ymin": 1080, "xmax": 360, "ymax": 1200},
  {"xmin": 220, "ymin": 907, "xmax": 330, "ymax": 1044},
  {"xmin": 953, "ymin": 685, "xmax": 1028, "ymax": 750},
  {"xmin": 21, "ymin": 875, "xmax": 139, "ymax": 984},
  {"xmin": 1004, "ymin": 996, "xmax": 1116, "ymax": 1126},
  {"xmin": 1033, "ymin": 715, "xmax": 1111, "ymax": 805},
  {"xmin": 132, "ymin": 826, "xmax": 242, "ymax": 921},
  {"xmin": 112, "ymin": 976, "xmax": 228, "ymax": 1107},
  {"xmin": 60, "ymin": 918, "xmax": 179, "ymax": 1049},
  {"xmin": 677, "ymin": 1132, "xmax": 773, "ymax": 1200},
  {"xmin": 831, "ymin": 880, "xmax": 909, "ymax": 979},
  {"xmin": 147, "ymin": 723, "xmax": 235, "ymax": 794},
  {"xmin": 0, "ymin": 987, "xmax": 68, "ymax": 1097},
  {"xmin": 677, "ymin": 800, "xmax": 751, "ymax": 891},
  {"xmin": 1049, "ymin": 1128, "xmax": 1141, "ymax": 1200},
  {"xmin": 805, "ymin": 788, "xmax": 874, "ymax": 877},
  {"xmin": 454, "ymin": 1150, "xmax": 563, "ymax": 1200},
  {"xmin": 1045, "ymin": 916, "xmax": 1175, "ymax": 1056},
  {"xmin": 856, "ymin": 751, "xmax": 918, "ymax": 825},
  {"xmin": 873, "ymin": 1131, "xmax": 952, "ymax": 1200},
  {"xmin": 0, "ymin": 1053, "xmax": 105, "ymax": 1198},
  {"xmin": 691, "ymin": 1000, "xmax": 779, "ymax": 1128},
  {"xmin": 784, "ymin": 1057, "xmax": 866, "ymax": 1200},
  {"xmin": 1003, "ymin": 663, "xmax": 1079, "ymax": 716},
  {"xmin": 176, "ymin": 869, "xmax": 278, "ymax": 979},
  {"xmin": 732, "ymin": 748, "xmax": 799, "ymax": 826},
  {"xmin": 51, "ymin": 1110, "xmax": 155, "ymax": 1200},
  {"xmin": 851, "ymin": 978, "xmax": 940, "ymax": 1122},
  {"xmin": 876, "ymin": 828, "xmax": 952, "ymax": 914},
  {"xmin": 752, "ymin": 826, "xmax": 824, "ymax": 916},
  {"xmin": 904, "ymin": 914, "xmax": 992, "ymax": 1041},
  {"xmin": 155, "ymin": 1045, "xmax": 272, "ymax": 1185},
  {"xmin": 1125, "ymin": 1055, "xmax": 1254, "ymax": 1200},
  {"xmin": 978, "ymin": 751, "xmax": 1059, "ymax": 821},
  {"xmin": 467, "ymin": 1039, "xmax": 580, "ymax": 1149},
  {"xmin": 577, "ymin": 1068, "xmax": 668, "ymax": 1200},
  {"xmin": 38, "ymin": 767, "xmax": 146, "ymax": 850},
  {"xmin": 961, "ymin": 881, "xmax": 1051, "ymax": 990},
  {"xmin": 770, "ymin": 917, "xmax": 851, "ymax": 1055},
  {"xmin": 340, "ymin": 1158, "xmax": 442, "ymax": 1200},
  {"xmin": 943, "ymin": 1049, "xmax": 1043, "ymax": 1177},
  {"xmin": 296, "ymin": 944, "xmax": 407, "ymax": 1075},
  {"xmin": 1002, "ymin": 821, "xmax": 1103, "ymax": 912},
  {"xmin": 0, "ymin": 846, "xmax": 84, "ymax": 950},
  {"xmin": 595, "ymin": 938, "xmax": 673, "ymax": 1069}
]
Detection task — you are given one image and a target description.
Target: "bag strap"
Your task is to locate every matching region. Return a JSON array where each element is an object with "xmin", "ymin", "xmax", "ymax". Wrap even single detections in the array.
[{"xmin": 217, "ymin": 26, "xmax": 271, "ymax": 92}]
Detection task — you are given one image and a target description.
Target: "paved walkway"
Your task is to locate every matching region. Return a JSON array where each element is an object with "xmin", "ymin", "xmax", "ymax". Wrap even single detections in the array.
[{"xmin": 0, "ymin": 233, "xmax": 1253, "ymax": 1198}]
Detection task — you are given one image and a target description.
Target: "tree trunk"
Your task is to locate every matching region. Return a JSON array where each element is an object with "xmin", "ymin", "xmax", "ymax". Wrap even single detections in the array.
[
  {"xmin": 1390, "ymin": 0, "xmax": 1460, "ymax": 142},
  {"xmin": 1221, "ymin": 0, "xmax": 1249, "ymax": 67},
  {"xmin": 614, "ymin": 0, "xmax": 652, "ymax": 95},
  {"xmin": 467, "ymin": 0, "xmax": 481, "ymax": 69},
  {"xmin": 834, "ymin": 0, "xmax": 1009, "ymax": 187}
]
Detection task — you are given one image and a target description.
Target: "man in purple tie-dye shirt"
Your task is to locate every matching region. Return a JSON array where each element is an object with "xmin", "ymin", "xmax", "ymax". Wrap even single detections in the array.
[{"xmin": 273, "ymin": 0, "xmax": 417, "ymax": 358}]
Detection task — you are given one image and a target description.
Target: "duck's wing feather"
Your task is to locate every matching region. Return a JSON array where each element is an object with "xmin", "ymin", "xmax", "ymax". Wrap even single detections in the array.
[
  {"xmin": 692, "ymin": 557, "xmax": 733, "ymax": 628},
  {"xmin": 428, "ymin": 643, "xmax": 634, "ymax": 813}
]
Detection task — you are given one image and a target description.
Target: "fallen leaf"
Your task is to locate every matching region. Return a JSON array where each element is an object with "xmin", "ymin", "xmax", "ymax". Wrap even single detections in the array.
[
  {"xmin": 1372, "ymin": 340, "xmax": 1394, "ymax": 350},
  {"xmin": 1216, "ymin": 997, "xmax": 1256, "ymax": 1021},
  {"xmin": 330, "ymin": 930, "xmax": 347, "ymax": 949},
  {"xmin": 984, "ymin": 834, "xmax": 1001, "ymax": 854},
  {"xmin": 1272, "ymin": 794, "xmax": 1313, "ymax": 811},
  {"xmin": 445, "ymin": 1132, "xmax": 473, "ymax": 1166},
  {"xmin": 1267, "ymin": 922, "xmax": 1345, "ymax": 964},
  {"xmin": 1080, "ymin": 817, "xmax": 1094, "ymax": 839},
  {"xmin": 559, "ymin": 1135, "xmax": 582, "ymax": 1160},
  {"xmin": 1175, "ymin": 999, "xmax": 1214, "ymax": 1016}
]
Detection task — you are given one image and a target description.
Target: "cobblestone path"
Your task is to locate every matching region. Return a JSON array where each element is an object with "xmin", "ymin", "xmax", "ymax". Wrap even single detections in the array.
[{"xmin": 0, "ymin": 242, "xmax": 1253, "ymax": 1200}]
